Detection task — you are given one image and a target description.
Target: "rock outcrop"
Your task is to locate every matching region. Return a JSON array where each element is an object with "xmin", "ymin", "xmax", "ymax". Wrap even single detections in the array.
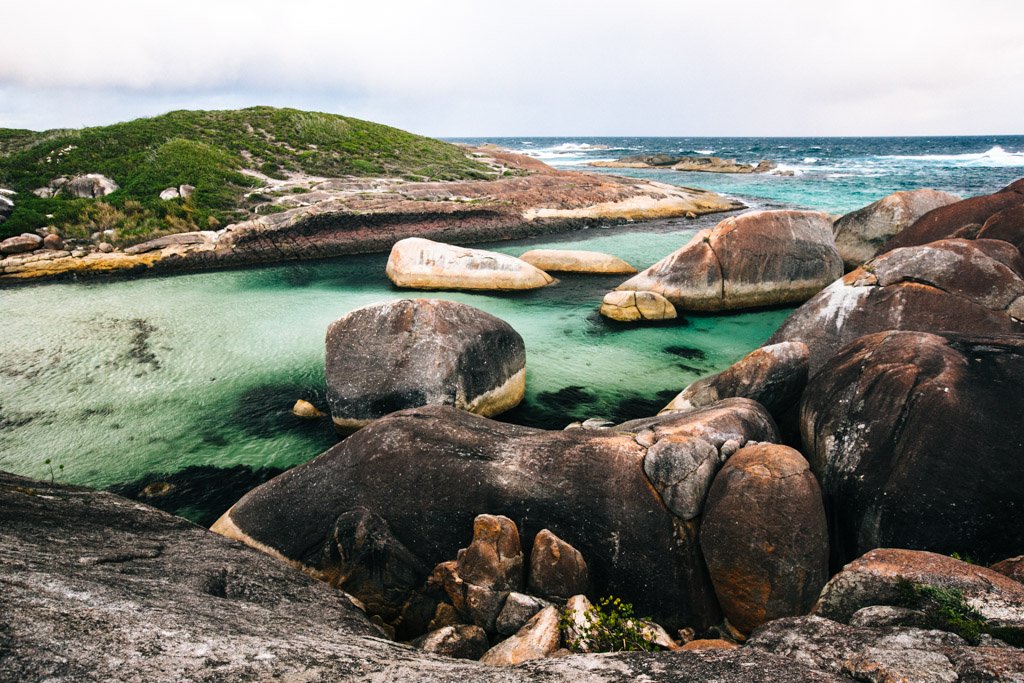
[
  {"xmin": 661, "ymin": 341, "xmax": 809, "ymax": 420},
  {"xmin": 519, "ymin": 248, "xmax": 637, "ymax": 274},
  {"xmin": 62, "ymin": 173, "xmax": 120, "ymax": 198},
  {"xmin": 615, "ymin": 210, "xmax": 842, "ymax": 311},
  {"xmin": 832, "ymin": 189, "xmax": 960, "ymax": 269},
  {"xmin": 386, "ymin": 237, "xmax": 555, "ymax": 291},
  {"xmin": 700, "ymin": 444, "xmax": 829, "ymax": 633},
  {"xmin": 212, "ymin": 400, "xmax": 779, "ymax": 630},
  {"xmin": 0, "ymin": 470, "xmax": 856, "ymax": 681},
  {"xmin": 599, "ymin": 290, "xmax": 677, "ymax": 322},
  {"xmin": 769, "ymin": 238, "xmax": 1024, "ymax": 374},
  {"xmin": 0, "ymin": 232, "xmax": 43, "ymax": 255},
  {"xmin": 324, "ymin": 299, "xmax": 526, "ymax": 431},
  {"xmin": 800, "ymin": 331, "xmax": 1024, "ymax": 564},
  {"xmin": 879, "ymin": 178, "xmax": 1024, "ymax": 257},
  {"xmin": 591, "ymin": 156, "xmax": 775, "ymax": 174}
]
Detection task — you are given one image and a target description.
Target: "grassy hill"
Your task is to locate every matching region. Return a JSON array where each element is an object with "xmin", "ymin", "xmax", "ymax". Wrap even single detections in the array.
[{"xmin": 0, "ymin": 107, "xmax": 492, "ymax": 243}]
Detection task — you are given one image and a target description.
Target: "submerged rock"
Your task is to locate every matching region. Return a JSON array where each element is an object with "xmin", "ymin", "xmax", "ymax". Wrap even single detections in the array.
[
  {"xmin": 700, "ymin": 443, "xmax": 829, "ymax": 633},
  {"xmin": 769, "ymin": 238, "xmax": 1024, "ymax": 374},
  {"xmin": 599, "ymin": 290, "xmax": 677, "ymax": 322},
  {"xmin": 519, "ymin": 248, "xmax": 637, "ymax": 274},
  {"xmin": 801, "ymin": 331, "xmax": 1024, "ymax": 564},
  {"xmin": 212, "ymin": 399, "xmax": 779, "ymax": 629},
  {"xmin": 324, "ymin": 299, "xmax": 526, "ymax": 431},
  {"xmin": 385, "ymin": 237, "xmax": 554, "ymax": 291},
  {"xmin": 616, "ymin": 210, "xmax": 841, "ymax": 311},
  {"xmin": 833, "ymin": 189, "xmax": 960, "ymax": 269}
]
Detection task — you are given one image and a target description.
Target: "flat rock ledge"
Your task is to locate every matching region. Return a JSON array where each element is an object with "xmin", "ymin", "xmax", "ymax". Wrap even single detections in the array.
[{"xmin": 519, "ymin": 248, "xmax": 638, "ymax": 274}]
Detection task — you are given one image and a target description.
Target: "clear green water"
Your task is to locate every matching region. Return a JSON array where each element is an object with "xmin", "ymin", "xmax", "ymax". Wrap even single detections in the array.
[{"xmin": 0, "ymin": 215, "xmax": 791, "ymax": 522}]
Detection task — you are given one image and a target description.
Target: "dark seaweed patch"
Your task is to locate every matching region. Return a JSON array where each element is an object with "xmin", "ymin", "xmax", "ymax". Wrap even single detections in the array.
[
  {"xmin": 109, "ymin": 464, "xmax": 286, "ymax": 527},
  {"xmin": 612, "ymin": 389, "xmax": 679, "ymax": 423},
  {"xmin": 128, "ymin": 319, "xmax": 161, "ymax": 371},
  {"xmin": 536, "ymin": 386, "xmax": 597, "ymax": 410},
  {"xmin": 230, "ymin": 381, "xmax": 336, "ymax": 443},
  {"xmin": 664, "ymin": 345, "xmax": 707, "ymax": 360}
]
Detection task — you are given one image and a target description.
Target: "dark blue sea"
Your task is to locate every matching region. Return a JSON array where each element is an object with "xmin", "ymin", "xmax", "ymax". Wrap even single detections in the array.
[{"xmin": 449, "ymin": 136, "xmax": 1024, "ymax": 214}]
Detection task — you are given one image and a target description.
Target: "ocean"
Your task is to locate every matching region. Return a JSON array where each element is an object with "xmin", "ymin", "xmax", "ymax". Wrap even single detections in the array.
[{"xmin": 2, "ymin": 136, "xmax": 1021, "ymax": 524}]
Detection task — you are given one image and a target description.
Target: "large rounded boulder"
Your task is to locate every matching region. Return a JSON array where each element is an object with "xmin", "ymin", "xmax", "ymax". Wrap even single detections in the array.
[
  {"xmin": 386, "ymin": 237, "xmax": 554, "ymax": 291},
  {"xmin": 879, "ymin": 178, "xmax": 1024, "ymax": 257},
  {"xmin": 800, "ymin": 331, "xmax": 1024, "ymax": 565},
  {"xmin": 833, "ymin": 189, "xmax": 959, "ymax": 269},
  {"xmin": 700, "ymin": 443, "xmax": 829, "ymax": 633},
  {"xmin": 769, "ymin": 238, "xmax": 1024, "ymax": 374},
  {"xmin": 614, "ymin": 210, "xmax": 842, "ymax": 311},
  {"xmin": 325, "ymin": 299, "xmax": 526, "ymax": 431},
  {"xmin": 212, "ymin": 399, "xmax": 779, "ymax": 630}
]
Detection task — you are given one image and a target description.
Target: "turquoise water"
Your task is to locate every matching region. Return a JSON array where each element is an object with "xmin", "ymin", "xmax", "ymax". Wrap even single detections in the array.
[{"xmin": 0, "ymin": 215, "xmax": 790, "ymax": 523}]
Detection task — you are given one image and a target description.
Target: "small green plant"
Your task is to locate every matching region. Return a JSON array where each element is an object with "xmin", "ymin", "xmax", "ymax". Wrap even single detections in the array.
[
  {"xmin": 559, "ymin": 596, "xmax": 655, "ymax": 653},
  {"xmin": 43, "ymin": 457, "xmax": 64, "ymax": 483},
  {"xmin": 896, "ymin": 577, "xmax": 986, "ymax": 644},
  {"xmin": 950, "ymin": 552, "xmax": 976, "ymax": 565}
]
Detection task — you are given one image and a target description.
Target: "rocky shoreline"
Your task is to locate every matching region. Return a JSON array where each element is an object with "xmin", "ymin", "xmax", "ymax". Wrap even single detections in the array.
[{"xmin": 0, "ymin": 148, "xmax": 742, "ymax": 285}]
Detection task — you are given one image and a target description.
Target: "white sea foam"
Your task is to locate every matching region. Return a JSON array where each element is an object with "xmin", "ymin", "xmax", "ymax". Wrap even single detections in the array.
[
  {"xmin": 548, "ymin": 142, "xmax": 614, "ymax": 152},
  {"xmin": 693, "ymin": 149, "xmax": 715, "ymax": 155},
  {"xmin": 770, "ymin": 164, "xmax": 806, "ymax": 177},
  {"xmin": 878, "ymin": 145, "xmax": 1024, "ymax": 167},
  {"xmin": 803, "ymin": 157, "xmax": 820, "ymax": 163}
]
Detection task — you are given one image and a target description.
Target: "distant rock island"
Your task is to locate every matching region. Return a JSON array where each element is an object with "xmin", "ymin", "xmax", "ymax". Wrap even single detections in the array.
[
  {"xmin": 590, "ymin": 154, "xmax": 776, "ymax": 174},
  {"xmin": 0, "ymin": 108, "xmax": 743, "ymax": 283}
]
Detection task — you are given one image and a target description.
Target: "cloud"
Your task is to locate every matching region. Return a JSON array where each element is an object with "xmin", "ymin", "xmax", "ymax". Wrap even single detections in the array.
[{"xmin": 1, "ymin": 0, "xmax": 1022, "ymax": 134}]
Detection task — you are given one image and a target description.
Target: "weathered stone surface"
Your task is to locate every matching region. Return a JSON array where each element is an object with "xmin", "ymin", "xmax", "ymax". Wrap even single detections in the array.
[
  {"xmin": 457, "ymin": 514, "xmax": 524, "ymax": 591},
  {"xmin": 123, "ymin": 231, "xmax": 215, "ymax": 254},
  {"xmin": 62, "ymin": 173, "xmax": 119, "ymax": 198},
  {"xmin": 770, "ymin": 238, "xmax": 1024, "ymax": 374},
  {"xmin": 800, "ymin": 331, "xmax": 1024, "ymax": 564},
  {"xmin": 992, "ymin": 556, "xmax": 1024, "ymax": 584},
  {"xmin": 616, "ymin": 210, "xmax": 841, "ymax": 311},
  {"xmin": 213, "ymin": 400, "xmax": 779, "ymax": 630},
  {"xmin": 0, "ymin": 232, "xmax": 43, "ymax": 255},
  {"xmin": 527, "ymin": 529, "xmax": 588, "ymax": 601},
  {"xmin": 642, "ymin": 436, "xmax": 723, "ymax": 521},
  {"xmin": 599, "ymin": 290, "xmax": 677, "ymax": 321},
  {"xmin": 480, "ymin": 605, "xmax": 561, "ymax": 665},
  {"xmin": 41, "ymin": 233, "xmax": 64, "ymax": 250},
  {"xmin": 1, "ymin": 471, "xmax": 853, "ymax": 682},
  {"xmin": 849, "ymin": 605, "xmax": 928, "ymax": 629},
  {"xmin": 681, "ymin": 639, "xmax": 739, "ymax": 651},
  {"xmin": 661, "ymin": 341, "xmax": 809, "ymax": 420},
  {"xmin": 386, "ymin": 237, "xmax": 554, "ymax": 291},
  {"xmin": 519, "ymin": 248, "xmax": 637, "ymax": 274},
  {"xmin": 413, "ymin": 624, "xmax": 490, "ymax": 660},
  {"xmin": 750, "ymin": 615, "xmax": 1024, "ymax": 683},
  {"xmin": 700, "ymin": 444, "xmax": 829, "ymax": 634},
  {"xmin": 496, "ymin": 592, "xmax": 551, "ymax": 636},
  {"xmin": 814, "ymin": 548, "xmax": 1024, "ymax": 630},
  {"xmin": 833, "ymin": 189, "xmax": 960, "ymax": 269},
  {"xmin": 978, "ymin": 203, "xmax": 1024, "ymax": 257},
  {"xmin": 324, "ymin": 299, "xmax": 526, "ymax": 431},
  {"xmin": 879, "ymin": 179, "xmax": 1024, "ymax": 256}
]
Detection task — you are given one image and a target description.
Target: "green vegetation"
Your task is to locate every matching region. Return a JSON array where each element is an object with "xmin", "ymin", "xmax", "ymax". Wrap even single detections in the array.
[
  {"xmin": 895, "ymin": 577, "xmax": 1024, "ymax": 647},
  {"xmin": 0, "ymin": 107, "xmax": 492, "ymax": 243},
  {"xmin": 559, "ymin": 596, "xmax": 656, "ymax": 653}
]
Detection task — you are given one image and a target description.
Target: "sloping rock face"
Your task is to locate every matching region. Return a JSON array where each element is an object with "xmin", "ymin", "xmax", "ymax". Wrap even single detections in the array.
[
  {"xmin": 749, "ymin": 615, "xmax": 1024, "ymax": 683},
  {"xmin": 800, "ymin": 331, "xmax": 1024, "ymax": 564},
  {"xmin": 833, "ymin": 189, "xmax": 960, "ymax": 269},
  {"xmin": 386, "ymin": 237, "xmax": 555, "ymax": 290},
  {"xmin": 769, "ymin": 238, "xmax": 1024, "ymax": 374},
  {"xmin": 616, "ymin": 210, "xmax": 842, "ymax": 311},
  {"xmin": 212, "ymin": 400, "xmax": 779, "ymax": 630},
  {"xmin": 0, "ymin": 471, "xmax": 854, "ymax": 682},
  {"xmin": 700, "ymin": 444, "xmax": 829, "ymax": 633},
  {"xmin": 324, "ymin": 299, "xmax": 526, "ymax": 430},
  {"xmin": 519, "ymin": 249, "xmax": 637, "ymax": 274},
  {"xmin": 813, "ymin": 548, "xmax": 1024, "ymax": 630},
  {"xmin": 661, "ymin": 342, "xmax": 809, "ymax": 420},
  {"xmin": 879, "ymin": 179, "xmax": 1024, "ymax": 256}
]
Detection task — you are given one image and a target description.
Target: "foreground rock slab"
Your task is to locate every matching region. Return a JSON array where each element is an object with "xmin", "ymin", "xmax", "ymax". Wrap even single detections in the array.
[
  {"xmin": 0, "ymin": 471, "xmax": 853, "ymax": 682},
  {"xmin": 213, "ymin": 400, "xmax": 779, "ymax": 629},
  {"xmin": 386, "ymin": 237, "xmax": 555, "ymax": 291},
  {"xmin": 801, "ymin": 331, "xmax": 1024, "ymax": 564},
  {"xmin": 325, "ymin": 299, "xmax": 526, "ymax": 430},
  {"xmin": 519, "ymin": 248, "xmax": 637, "ymax": 274},
  {"xmin": 616, "ymin": 210, "xmax": 842, "ymax": 311}
]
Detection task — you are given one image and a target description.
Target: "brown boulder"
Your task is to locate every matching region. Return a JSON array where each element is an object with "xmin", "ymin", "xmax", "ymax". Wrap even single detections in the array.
[
  {"xmin": 616, "ymin": 210, "xmax": 841, "ymax": 311},
  {"xmin": 1, "ymin": 233, "xmax": 43, "ymax": 255},
  {"xmin": 800, "ymin": 331, "xmax": 1024, "ymax": 565},
  {"xmin": 878, "ymin": 180, "xmax": 1024, "ymax": 256},
  {"xmin": 833, "ymin": 189, "xmax": 960, "ymax": 269},
  {"xmin": 769, "ymin": 238, "xmax": 1024, "ymax": 374},
  {"xmin": 213, "ymin": 400, "xmax": 779, "ymax": 630},
  {"xmin": 42, "ymin": 233, "xmax": 65, "ymax": 251},
  {"xmin": 814, "ymin": 548, "xmax": 1024, "ymax": 631},
  {"xmin": 479, "ymin": 606, "xmax": 561, "ymax": 666},
  {"xmin": 599, "ymin": 290, "xmax": 677, "ymax": 322},
  {"xmin": 977, "ymin": 203, "xmax": 1024, "ymax": 256},
  {"xmin": 992, "ymin": 556, "xmax": 1024, "ymax": 584},
  {"xmin": 458, "ymin": 514, "xmax": 524, "ymax": 592},
  {"xmin": 700, "ymin": 443, "xmax": 829, "ymax": 633},
  {"xmin": 527, "ymin": 529, "xmax": 588, "ymax": 601}
]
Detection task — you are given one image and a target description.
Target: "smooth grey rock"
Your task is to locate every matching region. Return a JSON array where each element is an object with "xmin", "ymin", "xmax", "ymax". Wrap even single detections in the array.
[
  {"xmin": 643, "ymin": 436, "xmax": 721, "ymax": 520},
  {"xmin": 159, "ymin": 187, "xmax": 181, "ymax": 200},
  {"xmin": 123, "ymin": 231, "xmax": 213, "ymax": 255},
  {"xmin": 62, "ymin": 173, "xmax": 119, "ymax": 198},
  {"xmin": 496, "ymin": 592, "xmax": 552, "ymax": 636},
  {"xmin": 179, "ymin": 184, "xmax": 195, "ymax": 199}
]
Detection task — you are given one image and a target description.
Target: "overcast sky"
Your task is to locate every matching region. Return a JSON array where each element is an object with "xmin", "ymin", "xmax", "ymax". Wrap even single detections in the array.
[{"xmin": 2, "ymin": 0, "xmax": 1022, "ymax": 136}]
